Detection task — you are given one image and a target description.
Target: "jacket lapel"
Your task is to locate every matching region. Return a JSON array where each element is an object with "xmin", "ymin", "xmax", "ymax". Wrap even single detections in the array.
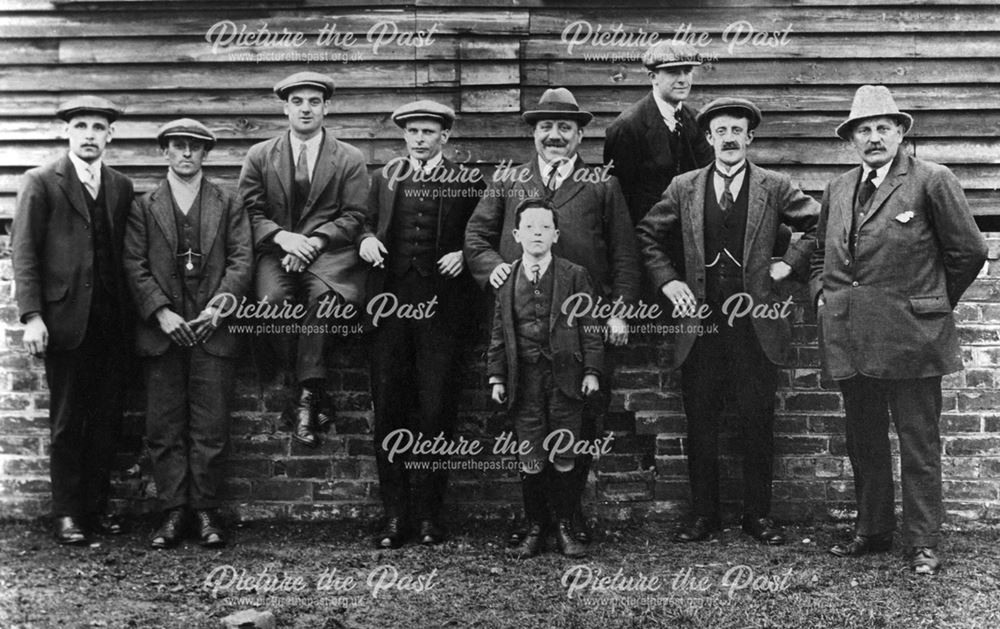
[
  {"xmin": 199, "ymin": 179, "xmax": 224, "ymax": 259},
  {"xmin": 860, "ymin": 152, "xmax": 909, "ymax": 229},
  {"xmin": 688, "ymin": 165, "xmax": 710, "ymax": 270},
  {"xmin": 551, "ymin": 157, "xmax": 588, "ymax": 207},
  {"xmin": 307, "ymin": 129, "xmax": 335, "ymax": 210},
  {"xmin": 743, "ymin": 162, "xmax": 768, "ymax": 263},
  {"xmin": 833, "ymin": 167, "xmax": 859, "ymax": 246},
  {"xmin": 55, "ymin": 154, "xmax": 91, "ymax": 223},
  {"xmin": 148, "ymin": 180, "xmax": 179, "ymax": 253},
  {"xmin": 101, "ymin": 166, "xmax": 119, "ymax": 232},
  {"xmin": 549, "ymin": 258, "xmax": 569, "ymax": 332},
  {"xmin": 270, "ymin": 132, "xmax": 293, "ymax": 206}
]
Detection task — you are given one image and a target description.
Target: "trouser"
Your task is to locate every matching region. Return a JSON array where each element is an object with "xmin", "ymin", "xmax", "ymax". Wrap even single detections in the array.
[
  {"xmin": 680, "ymin": 312, "xmax": 778, "ymax": 519},
  {"xmin": 370, "ymin": 272, "xmax": 461, "ymax": 521},
  {"xmin": 255, "ymin": 253, "xmax": 337, "ymax": 384},
  {"xmin": 145, "ymin": 345, "xmax": 235, "ymax": 510},
  {"xmin": 511, "ymin": 358, "xmax": 584, "ymax": 474},
  {"xmin": 45, "ymin": 314, "xmax": 124, "ymax": 517},
  {"xmin": 838, "ymin": 374, "xmax": 943, "ymax": 548}
]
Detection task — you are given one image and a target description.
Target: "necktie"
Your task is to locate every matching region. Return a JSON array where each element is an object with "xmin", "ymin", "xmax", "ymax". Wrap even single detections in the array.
[
  {"xmin": 83, "ymin": 166, "xmax": 98, "ymax": 200},
  {"xmin": 718, "ymin": 163, "xmax": 746, "ymax": 211},
  {"xmin": 858, "ymin": 169, "xmax": 878, "ymax": 207},
  {"xmin": 545, "ymin": 166, "xmax": 559, "ymax": 191},
  {"xmin": 294, "ymin": 142, "xmax": 310, "ymax": 199},
  {"xmin": 531, "ymin": 264, "xmax": 540, "ymax": 286}
]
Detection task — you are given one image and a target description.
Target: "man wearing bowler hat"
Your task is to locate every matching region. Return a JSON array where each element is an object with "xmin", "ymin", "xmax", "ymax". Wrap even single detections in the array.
[
  {"xmin": 604, "ymin": 42, "xmax": 714, "ymax": 225},
  {"xmin": 465, "ymin": 87, "xmax": 640, "ymax": 547},
  {"xmin": 811, "ymin": 85, "xmax": 987, "ymax": 574},
  {"xmin": 124, "ymin": 119, "xmax": 252, "ymax": 548},
  {"xmin": 637, "ymin": 97, "xmax": 819, "ymax": 545},
  {"xmin": 358, "ymin": 100, "xmax": 485, "ymax": 548},
  {"xmin": 239, "ymin": 71, "xmax": 369, "ymax": 447},
  {"xmin": 12, "ymin": 96, "xmax": 134, "ymax": 544}
]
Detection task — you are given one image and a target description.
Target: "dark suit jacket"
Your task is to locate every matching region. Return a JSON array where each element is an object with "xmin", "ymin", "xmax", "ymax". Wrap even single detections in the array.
[
  {"xmin": 637, "ymin": 161, "xmax": 819, "ymax": 367},
  {"xmin": 809, "ymin": 152, "xmax": 987, "ymax": 380},
  {"xmin": 124, "ymin": 178, "xmax": 253, "ymax": 358},
  {"xmin": 238, "ymin": 128, "xmax": 369, "ymax": 304},
  {"xmin": 12, "ymin": 153, "xmax": 134, "ymax": 351},
  {"xmin": 487, "ymin": 257, "xmax": 604, "ymax": 408},
  {"xmin": 603, "ymin": 93, "xmax": 714, "ymax": 225},
  {"xmin": 464, "ymin": 157, "xmax": 640, "ymax": 306},
  {"xmin": 360, "ymin": 157, "xmax": 486, "ymax": 333}
]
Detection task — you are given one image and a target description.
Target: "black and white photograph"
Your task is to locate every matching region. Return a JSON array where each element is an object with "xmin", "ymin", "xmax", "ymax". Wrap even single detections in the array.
[{"xmin": 0, "ymin": 1, "xmax": 998, "ymax": 627}]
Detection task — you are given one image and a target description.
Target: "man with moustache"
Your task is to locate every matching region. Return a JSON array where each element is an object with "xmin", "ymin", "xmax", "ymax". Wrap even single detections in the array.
[
  {"xmin": 239, "ymin": 71, "xmax": 369, "ymax": 447},
  {"xmin": 637, "ymin": 98, "xmax": 819, "ymax": 545},
  {"xmin": 811, "ymin": 86, "xmax": 987, "ymax": 574},
  {"xmin": 12, "ymin": 96, "xmax": 134, "ymax": 544},
  {"xmin": 124, "ymin": 119, "xmax": 252, "ymax": 549},
  {"xmin": 358, "ymin": 101, "xmax": 485, "ymax": 548},
  {"xmin": 604, "ymin": 42, "xmax": 714, "ymax": 225},
  {"xmin": 465, "ymin": 87, "xmax": 640, "ymax": 544}
]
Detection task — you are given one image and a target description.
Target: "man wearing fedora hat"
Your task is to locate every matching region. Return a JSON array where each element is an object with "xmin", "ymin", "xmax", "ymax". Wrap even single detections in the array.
[
  {"xmin": 810, "ymin": 85, "xmax": 987, "ymax": 574},
  {"xmin": 238, "ymin": 71, "xmax": 370, "ymax": 447},
  {"xmin": 465, "ymin": 87, "xmax": 640, "ymax": 546},
  {"xmin": 604, "ymin": 42, "xmax": 714, "ymax": 226},
  {"xmin": 124, "ymin": 119, "xmax": 252, "ymax": 548},
  {"xmin": 12, "ymin": 96, "xmax": 135, "ymax": 544},
  {"xmin": 637, "ymin": 97, "xmax": 819, "ymax": 545},
  {"xmin": 358, "ymin": 100, "xmax": 485, "ymax": 548}
]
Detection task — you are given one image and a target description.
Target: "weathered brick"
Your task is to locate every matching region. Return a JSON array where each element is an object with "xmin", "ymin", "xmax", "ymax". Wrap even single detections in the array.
[
  {"xmin": 625, "ymin": 391, "xmax": 682, "ymax": 412},
  {"xmin": 224, "ymin": 458, "xmax": 273, "ymax": 479},
  {"xmin": 656, "ymin": 436, "xmax": 685, "ymax": 456},
  {"xmin": 0, "ymin": 478, "xmax": 50, "ymax": 494},
  {"xmin": 0, "ymin": 414, "xmax": 47, "ymax": 434},
  {"xmin": 653, "ymin": 480, "xmax": 690, "ymax": 501},
  {"xmin": 0, "ymin": 436, "xmax": 41, "ymax": 455},
  {"xmin": 284, "ymin": 458, "xmax": 331, "ymax": 479},
  {"xmin": 634, "ymin": 413, "xmax": 685, "ymax": 435},
  {"xmin": 942, "ymin": 480, "xmax": 998, "ymax": 501},
  {"xmin": 774, "ymin": 435, "xmax": 829, "ymax": 455},
  {"xmin": 784, "ymin": 392, "xmax": 841, "ymax": 412},
  {"xmin": 942, "ymin": 457, "xmax": 981, "ymax": 479},
  {"xmin": 654, "ymin": 455, "xmax": 687, "ymax": 477},
  {"xmin": 598, "ymin": 481, "xmax": 653, "ymax": 502},
  {"xmin": 615, "ymin": 369, "xmax": 659, "ymax": 390},
  {"xmin": 313, "ymin": 480, "xmax": 370, "ymax": 501},
  {"xmin": 2, "ymin": 456, "xmax": 49, "ymax": 476},
  {"xmin": 231, "ymin": 436, "xmax": 288, "ymax": 457},
  {"xmin": 946, "ymin": 437, "xmax": 1000, "ymax": 456},
  {"xmin": 252, "ymin": 479, "xmax": 313, "ymax": 501},
  {"xmin": 941, "ymin": 414, "xmax": 983, "ymax": 433}
]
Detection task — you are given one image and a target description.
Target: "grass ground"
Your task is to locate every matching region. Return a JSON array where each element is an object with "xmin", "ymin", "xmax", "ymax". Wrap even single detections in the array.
[{"xmin": 1, "ymin": 518, "xmax": 998, "ymax": 628}]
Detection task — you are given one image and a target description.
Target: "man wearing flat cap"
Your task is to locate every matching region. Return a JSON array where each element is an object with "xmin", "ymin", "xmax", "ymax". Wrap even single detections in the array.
[
  {"xmin": 124, "ymin": 119, "xmax": 252, "ymax": 549},
  {"xmin": 810, "ymin": 85, "xmax": 987, "ymax": 574},
  {"xmin": 238, "ymin": 71, "xmax": 370, "ymax": 447},
  {"xmin": 358, "ymin": 100, "xmax": 485, "ymax": 548},
  {"xmin": 637, "ymin": 97, "xmax": 819, "ymax": 545},
  {"xmin": 604, "ymin": 42, "xmax": 714, "ymax": 225},
  {"xmin": 12, "ymin": 96, "xmax": 134, "ymax": 544},
  {"xmin": 464, "ymin": 87, "xmax": 640, "ymax": 552}
]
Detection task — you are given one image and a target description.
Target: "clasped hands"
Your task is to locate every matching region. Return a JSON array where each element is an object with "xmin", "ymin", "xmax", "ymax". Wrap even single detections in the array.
[
  {"xmin": 156, "ymin": 307, "xmax": 219, "ymax": 347},
  {"xmin": 274, "ymin": 231, "xmax": 326, "ymax": 273}
]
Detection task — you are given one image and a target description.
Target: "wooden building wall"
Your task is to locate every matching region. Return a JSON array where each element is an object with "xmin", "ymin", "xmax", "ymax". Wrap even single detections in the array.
[{"xmin": 1, "ymin": 1, "xmax": 999, "ymax": 522}]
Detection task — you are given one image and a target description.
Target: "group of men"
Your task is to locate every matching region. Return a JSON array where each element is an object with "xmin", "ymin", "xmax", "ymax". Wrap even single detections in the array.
[{"xmin": 13, "ymin": 39, "xmax": 986, "ymax": 574}]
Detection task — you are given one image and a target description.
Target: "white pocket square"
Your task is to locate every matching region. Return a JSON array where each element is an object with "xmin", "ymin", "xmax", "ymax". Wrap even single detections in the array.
[{"xmin": 894, "ymin": 211, "xmax": 914, "ymax": 223}]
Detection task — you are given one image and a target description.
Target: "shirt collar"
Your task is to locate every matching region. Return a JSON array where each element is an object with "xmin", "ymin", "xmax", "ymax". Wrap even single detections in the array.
[
  {"xmin": 861, "ymin": 161, "xmax": 892, "ymax": 187},
  {"xmin": 68, "ymin": 151, "xmax": 101, "ymax": 179},
  {"xmin": 290, "ymin": 130, "xmax": 323, "ymax": 154},
  {"xmin": 409, "ymin": 151, "xmax": 443, "ymax": 173},
  {"xmin": 651, "ymin": 90, "xmax": 683, "ymax": 122},
  {"xmin": 521, "ymin": 253, "xmax": 553, "ymax": 280},
  {"xmin": 715, "ymin": 159, "xmax": 747, "ymax": 177},
  {"xmin": 167, "ymin": 168, "xmax": 203, "ymax": 195}
]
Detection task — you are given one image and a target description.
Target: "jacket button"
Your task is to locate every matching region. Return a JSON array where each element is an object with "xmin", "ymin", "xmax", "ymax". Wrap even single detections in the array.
[
  {"xmin": 852, "ymin": 281, "xmax": 859, "ymax": 287},
  {"xmin": 844, "ymin": 259, "xmax": 851, "ymax": 266}
]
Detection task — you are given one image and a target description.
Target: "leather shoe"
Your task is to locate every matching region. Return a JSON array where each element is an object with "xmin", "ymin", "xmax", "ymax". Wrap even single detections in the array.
[
  {"xmin": 286, "ymin": 386, "xmax": 319, "ymax": 447},
  {"xmin": 911, "ymin": 547, "xmax": 941, "ymax": 575},
  {"xmin": 53, "ymin": 516, "xmax": 88, "ymax": 546},
  {"xmin": 673, "ymin": 516, "xmax": 720, "ymax": 543},
  {"xmin": 417, "ymin": 520, "xmax": 445, "ymax": 545},
  {"xmin": 314, "ymin": 387, "xmax": 335, "ymax": 431},
  {"xmin": 512, "ymin": 522, "xmax": 545, "ymax": 559},
  {"xmin": 829, "ymin": 532, "xmax": 893, "ymax": 557},
  {"xmin": 151, "ymin": 508, "xmax": 187, "ymax": 549},
  {"xmin": 89, "ymin": 512, "xmax": 125, "ymax": 535},
  {"xmin": 376, "ymin": 517, "xmax": 408, "ymax": 549},
  {"xmin": 195, "ymin": 509, "xmax": 226, "ymax": 548},
  {"xmin": 572, "ymin": 507, "xmax": 592, "ymax": 544},
  {"xmin": 553, "ymin": 519, "xmax": 587, "ymax": 558},
  {"xmin": 741, "ymin": 516, "xmax": 786, "ymax": 545}
]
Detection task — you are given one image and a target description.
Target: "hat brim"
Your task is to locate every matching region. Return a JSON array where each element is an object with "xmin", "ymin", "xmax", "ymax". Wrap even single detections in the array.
[
  {"xmin": 698, "ymin": 105, "xmax": 762, "ymax": 131},
  {"xmin": 58, "ymin": 108, "xmax": 121, "ymax": 123},
  {"xmin": 836, "ymin": 112, "xmax": 913, "ymax": 140},
  {"xmin": 392, "ymin": 113, "xmax": 454, "ymax": 129},
  {"xmin": 159, "ymin": 132, "xmax": 216, "ymax": 149},
  {"xmin": 275, "ymin": 82, "xmax": 333, "ymax": 100},
  {"xmin": 522, "ymin": 111, "xmax": 593, "ymax": 127},
  {"xmin": 644, "ymin": 60, "xmax": 702, "ymax": 71}
]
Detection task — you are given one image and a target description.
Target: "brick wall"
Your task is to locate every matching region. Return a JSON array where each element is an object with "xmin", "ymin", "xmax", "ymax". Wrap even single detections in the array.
[{"xmin": 2, "ymin": 235, "xmax": 999, "ymax": 524}]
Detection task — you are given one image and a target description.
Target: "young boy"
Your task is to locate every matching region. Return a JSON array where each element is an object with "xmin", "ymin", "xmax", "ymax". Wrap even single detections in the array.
[{"xmin": 487, "ymin": 198, "xmax": 604, "ymax": 558}]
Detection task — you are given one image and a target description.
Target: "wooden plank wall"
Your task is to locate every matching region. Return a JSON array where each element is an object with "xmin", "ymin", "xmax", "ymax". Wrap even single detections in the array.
[{"xmin": 0, "ymin": 0, "xmax": 998, "ymax": 225}]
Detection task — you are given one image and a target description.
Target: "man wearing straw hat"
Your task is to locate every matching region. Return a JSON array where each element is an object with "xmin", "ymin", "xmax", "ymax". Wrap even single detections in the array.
[
  {"xmin": 238, "ymin": 71, "xmax": 369, "ymax": 448},
  {"xmin": 464, "ymin": 87, "xmax": 640, "ymax": 551},
  {"xmin": 358, "ymin": 100, "xmax": 485, "ymax": 549},
  {"xmin": 637, "ymin": 97, "xmax": 819, "ymax": 545},
  {"xmin": 124, "ymin": 118, "xmax": 252, "ymax": 549},
  {"xmin": 811, "ymin": 85, "xmax": 987, "ymax": 574},
  {"xmin": 12, "ymin": 96, "xmax": 134, "ymax": 545},
  {"xmin": 604, "ymin": 41, "xmax": 714, "ymax": 225}
]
